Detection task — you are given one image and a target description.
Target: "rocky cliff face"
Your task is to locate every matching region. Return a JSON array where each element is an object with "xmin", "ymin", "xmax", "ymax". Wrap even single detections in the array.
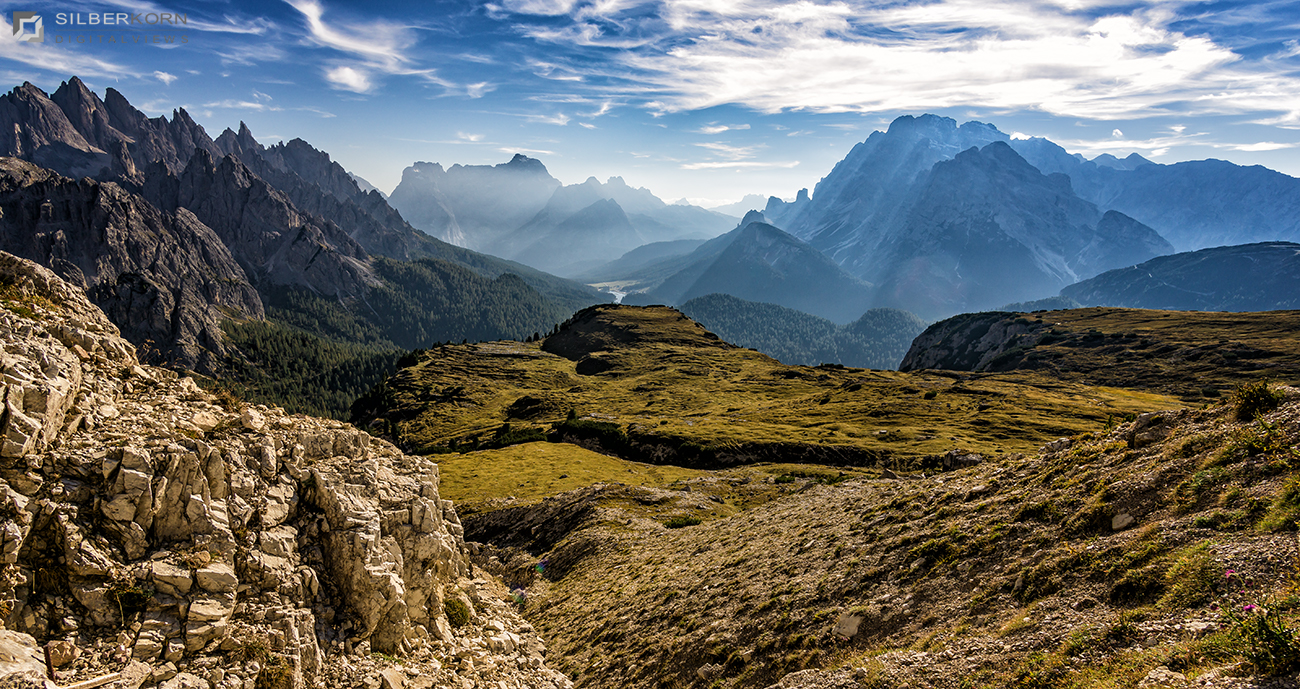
[
  {"xmin": 2, "ymin": 77, "xmax": 222, "ymax": 179},
  {"xmin": 897, "ymin": 311, "xmax": 1047, "ymax": 372},
  {"xmin": 778, "ymin": 117, "xmax": 1174, "ymax": 319},
  {"xmin": 0, "ymin": 252, "xmax": 569, "ymax": 689},
  {"xmin": 0, "ymin": 158, "xmax": 263, "ymax": 373},
  {"xmin": 867, "ymin": 142, "xmax": 1172, "ymax": 319},
  {"xmin": 145, "ymin": 149, "xmax": 377, "ymax": 299}
]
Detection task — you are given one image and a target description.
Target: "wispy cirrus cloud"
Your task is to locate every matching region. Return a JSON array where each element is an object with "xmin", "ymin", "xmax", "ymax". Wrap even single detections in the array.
[
  {"xmin": 89, "ymin": 0, "xmax": 275, "ymax": 35},
  {"xmin": 1054, "ymin": 126, "xmax": 1295, "ymax": 158},
  {"xmin": 0, "ymin": 33, "xmax": 130, "ymax": 79},
  {"xmin": 284, "ymin": 0, "xmax": 467, "ymax": 95},
  {"xmin": 494, "ymin": 0, "xmax": 1300, "ymax": 125}
]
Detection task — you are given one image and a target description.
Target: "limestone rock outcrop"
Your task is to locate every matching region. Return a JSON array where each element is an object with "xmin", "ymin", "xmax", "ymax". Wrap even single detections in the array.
[{"xmin": 0, "ymin": 251, "xmax": 569, "ymax": 689}]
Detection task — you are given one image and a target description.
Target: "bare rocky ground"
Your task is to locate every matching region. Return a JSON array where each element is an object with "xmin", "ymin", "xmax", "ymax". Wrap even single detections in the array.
[{"xmin": 0, "ymin": 251, "xmax": 571, "ymax": 688}]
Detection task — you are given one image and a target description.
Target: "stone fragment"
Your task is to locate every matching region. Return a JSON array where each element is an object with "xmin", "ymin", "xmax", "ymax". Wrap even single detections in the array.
[
  {"xmin": 45, "ymin": 639, "xmax": 78, "ymax": 667},
  {"xmin": 196, "ymin": 562, "xmax": 238, "ymax": 593},
  {"xmin": 134, "ymin": 631, "xmax": 165, "ymax": 660},
  {"xmin": 188, "ymin": 598, "xmax": 233, "ymax": 622},
  {"xmin": 1138, "ymin": 666, "xmax": 1189, "ymax": 688},
  {"xmin": 380, "ymin": 667, "xmax": 405, "ymax": 689},
  {"xmin": 1112, "ymin": 513, "xmax": 1135, "ymax": 531},
  {"xmin": 241, "ymin": 408, "xmax": 265, "ymax": 431},
  {"xmin": 164, "ymin": 639, "xmax": 184, "ymax": 663},
  {"xmin": 191, "ymin": 411, "xmax": 220, "ymax": 432},
  {"xmin": 152, "ymin": 561, "xmax": 194, "ymax": 596},
  {"xmin": 833, "ymin": 612, "xmax": 864, "ymax": 639}
]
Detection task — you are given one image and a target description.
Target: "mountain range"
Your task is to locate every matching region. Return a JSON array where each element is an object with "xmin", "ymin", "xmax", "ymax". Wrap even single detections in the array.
[
  {"xmin": 0, "ymin": 77, "xmax": 607, "ymax": 414},
  {"xmin": 6, "ymin": 76, "xmax": 1300, "ymax": 388},
  {"xmin": 753, "ymin": 116, "xmax": 1174, "ymax": 319},
  {"xmin": 388, "ymin": 160, "xmax": 736, "ymax": 276},
  {"xmin": 1060, "ymin": 241, "xmax": 1300, "ymax": 312}
]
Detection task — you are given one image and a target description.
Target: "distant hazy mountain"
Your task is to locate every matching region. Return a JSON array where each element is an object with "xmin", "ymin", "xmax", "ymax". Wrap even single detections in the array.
[
  {"xmin": 623, "ymin": 211, "xmax": 875, "ymax": 323},
  {"xmin": 784, "ymin": 114, "xmax": 1009, "ymax": 270},
  {"xmin": 1061, "ymin": 242, "xmax": 1300, "ymax": 311},
  {"xmin": 390, "ymin": 164, "xmax": 734, "ymax": 272},
  {"xmin": 575, "ymin": 239, "xmax": 708, "ymax": 283},
  {"xmin": 1011, "ymin": 138, "xmax": 1300, "ymax": 251},
  {"xmin": 777, "ymin": 116, "xmax": 1172, "ymax": 319},
  {"xmin": 868, "ymin": 142, "xmax": 1172, "ymax": 319},
  {"xmin": 681, "ymin": 293, "xmax": 926, "ymax": 369},
  {"xmin": 388, "ymin": 155, "xmax": 561, "ymax": 249},
  {"xmin": 763, "ymin": 189, "xmax": 809, "ymax": 230},
  {"xmin": 510, "ymin": 198, "xmax": 644, "ymax": 276},
  {"xmin": 708, "ymin": 194, "xmax": 769, "ymax": 216},
  {"xmin": 350, "ymin": 173, "xmax": 386, "ymax": 198}
]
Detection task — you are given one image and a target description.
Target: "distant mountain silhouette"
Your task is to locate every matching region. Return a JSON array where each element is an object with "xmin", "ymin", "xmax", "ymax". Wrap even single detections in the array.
[
  {"xmin": 1011, "ymin": 138, "xmax": 1300, "ymax": 251},
  {"xmin": 1061, "ymin": 242, "xmax": 1300, "ymax": 311},
  {"xmin": 624, "ymin": 212, "xmax": 875, "ymax": 323}
]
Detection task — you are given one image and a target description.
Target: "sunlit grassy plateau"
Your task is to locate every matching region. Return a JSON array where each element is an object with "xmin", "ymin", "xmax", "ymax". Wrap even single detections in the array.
[{"xmin": 351, "ymin": 305, "xmax": 1300, "ymax": 688}]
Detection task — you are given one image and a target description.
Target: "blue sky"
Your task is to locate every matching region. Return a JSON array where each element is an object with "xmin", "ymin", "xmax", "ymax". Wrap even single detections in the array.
[{"xmin": 4, "ymin": 0, "xmax": 1300, "ymax": 207}]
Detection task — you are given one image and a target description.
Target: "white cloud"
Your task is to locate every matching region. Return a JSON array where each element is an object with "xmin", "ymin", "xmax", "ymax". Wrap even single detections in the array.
[
  {"xmin": 499, "ymin": 0, "xmax": 580, "ymax": 15},
  {"xmin": 499, "ymin": 146, "xmax": 556, "ymax": 157},
  {"xmin": 1112, "ymin": 129, "xmax": 1124, "ymax": 138},
  {"xmin": 457, "ymin": 132, "xmax": 485, "ymax": 142},
  {"xmin": 203, "ymin": 99, "xmax": 272, "ymax": 110},
  {"xmin": 528, "ymin": 113, "xmax": 571, "ymax": 125},
  {"xmin": 579, "ymin": 122, "xmax": 597, "ymax": 129},
  {"xmin": 694, "ymin": 141, "xmax": 759, "ymax": 159},
  {"xmin": 1053, "ymin": 129, "xmax": 1294, "ymax": 157},
  {"xmin": 285, "ymin": 0, "xmax": 470, "ymax": 94},
  {"xmin": 466, "ymin": 82, "xmax": 494, "ymax": 98},
  {"xmin": 286, "ymin": 0, "xmax": 412, "ymax": 68},
  {"xmin": 325, "ymin": 66, "xmax": 372, "ymax": 93},
  {"xmin": 154, "ymin": 71, "xmax": 177, "ymax": 85},
  {"xmin": 510, "ymin": 0, "xmax": 1300, "ymax": 124},
  {"xmin": 1228, "ymin": 141, "xmax": 1293, "ymax": 151},
  {"xmin": 697, "ymin": 123, "xmax": 751, "ymax": 134}
]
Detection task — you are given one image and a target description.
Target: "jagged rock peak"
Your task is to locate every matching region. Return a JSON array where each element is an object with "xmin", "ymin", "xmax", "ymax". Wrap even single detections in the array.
[
  {"xmin": 740, "ymin": 209, "xmax": 768, "ymax": 226},
  {"xmin": 503, "ymin": 153, "xmax": 550, "ymax": 174}
]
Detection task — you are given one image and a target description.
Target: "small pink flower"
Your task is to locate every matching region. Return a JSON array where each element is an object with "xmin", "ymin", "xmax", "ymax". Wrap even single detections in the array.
[{"xmin": 1243, "ymin": 604, "xmax": 1256, "ymax": 613}]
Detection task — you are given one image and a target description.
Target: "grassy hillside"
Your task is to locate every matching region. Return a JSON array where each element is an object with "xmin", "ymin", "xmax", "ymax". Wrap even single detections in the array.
[
  {"xmin": 680, "ymin": 293, "xmax": 926, "ymax": 369},
  {"xmin": 902, "ymin": 308, "xmax": 1300, "ymax": 401},
  {"xmin": 347, "ymin": 302, "xmax": 1300, "ymax": 688},
  {"xmin": 468, "ymin": 385, "xmax": 1300, "ymax": 689},
  {"xmin": 351, "ymin": 305, "xmax": 1173, "ymax": 464}
]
